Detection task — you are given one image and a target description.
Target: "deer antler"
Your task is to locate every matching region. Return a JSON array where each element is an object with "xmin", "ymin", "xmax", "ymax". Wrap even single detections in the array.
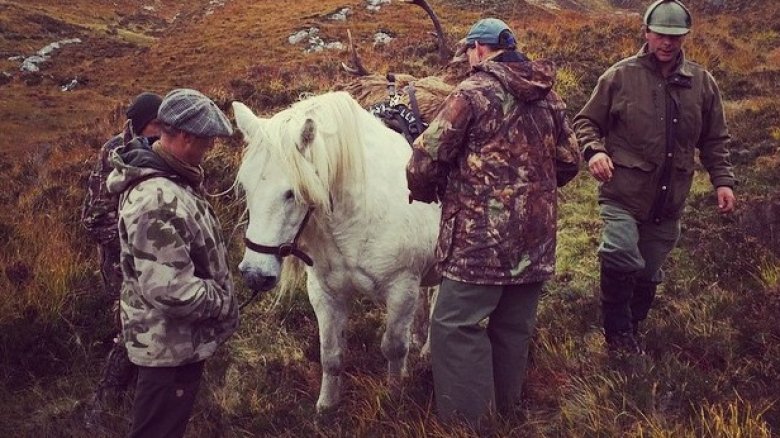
[
  {"xmin": 404, "ymin": 0, "xmax": 451, "ymax": 62},
  {"xmin": 341, "ymin": 29, "xmax": 370, "ymax": 76}
]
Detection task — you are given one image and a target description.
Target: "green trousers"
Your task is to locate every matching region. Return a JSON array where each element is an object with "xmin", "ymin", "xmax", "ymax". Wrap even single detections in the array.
[
  {"xmin": 598, "ymin": 203, "xmax": 680, "ymax": 282},
  {"xmin": 430, "ymin": 277, "xmax": 543, "ymax": 427},
  {"xmin": 598, "ymin": 203, "xmax": 681, "ymax": 336}
]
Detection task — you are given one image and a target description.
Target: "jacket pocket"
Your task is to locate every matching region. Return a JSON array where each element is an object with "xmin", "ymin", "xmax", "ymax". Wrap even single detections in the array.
[
  {"xmin": 601, "ymin": 148, "xmax": 657, "ymax": 215},
  {"xmin": 666, "ymin": 158, "xmax": 695, "ymax": 218}
]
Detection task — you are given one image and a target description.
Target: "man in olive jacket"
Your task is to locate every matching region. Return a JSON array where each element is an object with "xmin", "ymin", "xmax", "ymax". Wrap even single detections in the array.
[
  {"xmin": 574, "ymin": 0, "xmax": 736, "ymax": 354},
  {"xmin": 407, "ymin": 18, "xmax": 580, "ymax": 427}
]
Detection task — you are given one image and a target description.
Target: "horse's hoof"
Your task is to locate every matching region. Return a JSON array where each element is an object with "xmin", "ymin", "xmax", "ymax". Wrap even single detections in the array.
[
  {"xmin": 315, "ymin": 399, "xmax": 339, "ymax": 415},
  {"xmin": 313, "ymin": 402, "xmax": 340, "ymax": 429}
]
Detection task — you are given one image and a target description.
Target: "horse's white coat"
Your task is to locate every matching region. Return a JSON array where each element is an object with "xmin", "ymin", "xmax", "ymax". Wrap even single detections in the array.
[{"xmin": 233, "ymin": 92, "xmax": 440, "ymax": 411}]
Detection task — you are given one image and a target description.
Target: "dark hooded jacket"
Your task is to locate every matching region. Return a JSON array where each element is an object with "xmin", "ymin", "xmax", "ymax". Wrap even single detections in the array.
[{"xmin": 406, "ymin": 53, "xmax": 581, "ymax": 285}]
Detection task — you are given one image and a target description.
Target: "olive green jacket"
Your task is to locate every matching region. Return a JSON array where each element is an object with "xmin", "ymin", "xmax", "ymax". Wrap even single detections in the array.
[{"xmin": 574, "ymin": 45, "xmax": 735, "ymax": 222}]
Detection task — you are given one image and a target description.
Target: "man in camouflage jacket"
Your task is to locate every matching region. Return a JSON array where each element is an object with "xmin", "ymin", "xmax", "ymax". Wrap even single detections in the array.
[
  {"xmin": 406, "ymin": 18, "xmax": 580, "ymax": 427},
  {"xmin": 81, "ymin": 91, "xmax": 162, "ymax": 428},
  {"xmin": 106, "ymin": 88, "xmax": 238, "ymax": 438},
  {"xmin": 574, "ymin": 0, "xmax": 736, "ymax": 355}
]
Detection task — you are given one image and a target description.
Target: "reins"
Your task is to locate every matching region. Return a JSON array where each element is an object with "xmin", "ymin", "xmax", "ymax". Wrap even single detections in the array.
[
  {"xmin": 239, "ymin": 206, "xmax": 314, "ymax": 310},
  {"xmin": 243, "ymin": 207, "xmax": 314, "ymax": 266}
]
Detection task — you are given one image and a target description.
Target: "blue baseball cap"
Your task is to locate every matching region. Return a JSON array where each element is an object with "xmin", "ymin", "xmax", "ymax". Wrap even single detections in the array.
[{"xmin": 464, "ymin": 18, "xmax": 516, "ymax": 48}]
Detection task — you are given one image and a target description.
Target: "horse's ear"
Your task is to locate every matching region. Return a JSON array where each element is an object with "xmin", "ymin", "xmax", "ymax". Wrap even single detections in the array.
[
  {"xmin": 232, "ymin": 101, "xmax": 263, "ymax": 139},
  {"xmin": 298, "ymin": 118, "xmax": 316, "ymax": 153}
]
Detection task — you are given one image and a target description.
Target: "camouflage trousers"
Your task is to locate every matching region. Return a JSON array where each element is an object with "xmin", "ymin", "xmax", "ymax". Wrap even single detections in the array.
[
  {"xmin": 94, "ymin": 242, "xmax": 135, "ymax": 397},
  {"xmin": 97, "ymin": 242, "xmax": 123, "ymax": 300},
  {"xmin": 85, "ymin": 336, "xmax": 137, "ymax": 431}
]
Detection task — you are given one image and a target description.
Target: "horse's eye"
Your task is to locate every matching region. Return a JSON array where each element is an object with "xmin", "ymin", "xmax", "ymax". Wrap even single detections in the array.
[{"xmin": 283, "ymin": 190, "xmax": 294, "ymax": 200}]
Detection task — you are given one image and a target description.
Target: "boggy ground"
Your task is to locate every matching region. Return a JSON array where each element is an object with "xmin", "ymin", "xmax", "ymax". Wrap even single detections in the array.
[{"xmin": 0, "ymin": 0, "xmax": 778, "ymax": 436}]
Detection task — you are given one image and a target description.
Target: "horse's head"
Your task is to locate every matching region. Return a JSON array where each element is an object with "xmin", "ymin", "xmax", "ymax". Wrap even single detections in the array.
[
  {"xmin": 232, "ymin": 101, "xmax": 314, "ymax": 291},
  {"xmin": 233, "ymin": 94, "xmax": 366, "ymax": 291}
]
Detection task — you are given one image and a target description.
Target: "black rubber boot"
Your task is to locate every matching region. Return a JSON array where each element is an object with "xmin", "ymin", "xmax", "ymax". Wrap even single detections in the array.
[
  {"xmin": 631, "ymin": 280, "xmax": 658, "ymax": 333},
  {"xmin": 600, "ymin": 266, "xmax": 642, "ymax": 355}
]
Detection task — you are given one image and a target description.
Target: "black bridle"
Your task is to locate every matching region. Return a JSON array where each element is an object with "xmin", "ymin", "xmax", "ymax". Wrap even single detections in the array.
[{"xmin": 243, "ymin": 207, "xmax": 314, "ymax": 266}]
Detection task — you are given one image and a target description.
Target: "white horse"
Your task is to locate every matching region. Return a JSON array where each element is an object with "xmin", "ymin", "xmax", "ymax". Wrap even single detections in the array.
[{"xmin": 232, "ymin": 91, "xmax": 440, "ymax": 412}]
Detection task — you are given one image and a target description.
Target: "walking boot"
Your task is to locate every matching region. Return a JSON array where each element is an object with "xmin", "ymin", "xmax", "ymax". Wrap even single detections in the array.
[
  {"xmin": 600, "ymin": 266, "xmax": 643, "ymax": 356},
  {"xmin": 605, "ymin": 331, "xmax": 643, "ymax": 356},
  {"xmin": 631, "ymin": 280, "xmax": 658, "ymax": 351}
]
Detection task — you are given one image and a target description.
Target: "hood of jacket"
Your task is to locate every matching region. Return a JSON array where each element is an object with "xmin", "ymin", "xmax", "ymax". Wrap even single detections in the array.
[
  {"xmin": 106, "ymin": 139, "xmax": 176, "ymax": 195},
  {"xmin": 475, "ymin": 54, "xmax": 556, "ymax": 103}
]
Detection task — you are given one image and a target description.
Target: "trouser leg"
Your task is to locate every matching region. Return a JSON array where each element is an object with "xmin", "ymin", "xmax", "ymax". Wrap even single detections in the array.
[
  {"xmin": 84, "ymin": 335, "xmax": 137, "ymax": 431},
  {"xmin": 130, "ymin": 361, "xmax": 205, "ymax": 438},
  {"xmin": 96, "ymin": 335, "xmax": 136, "ymax": 396},
  {"xmin": 487, "ymin": 281, "xmax": 543, "ymax": 414},
  {"xmin": 98, "ymin": 242, "xmax": 123, "ymax": 300},
  {"xmin": 631, "ymin": 219, "xmax": 681, "ymax": 332},
  {"xmin": 430, "ymin": 278, "xmax": 502, "ymax": 427},
  {"xmin": 597, "ymin": 204, "xmax": 644, "ymax": 339}
]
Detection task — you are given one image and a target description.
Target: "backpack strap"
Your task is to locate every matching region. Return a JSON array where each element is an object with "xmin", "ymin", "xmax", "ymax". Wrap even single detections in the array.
[{"xmin": 405, "ymin": 83, "xmax": 425, "ymax": 137}]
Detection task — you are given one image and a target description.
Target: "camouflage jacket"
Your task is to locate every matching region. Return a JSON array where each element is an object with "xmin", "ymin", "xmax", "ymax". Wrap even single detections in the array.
[
  {"xmin": 81, "ymin": 133, "xmax": 125, "ymax": 246},
  {"xmin": 81, "ymin": 124, "xmax": 158, "ymax": 246},
  {"xmin": 407, "ymin": 54, "xmax": 581, "ymax": 285},
  {"xmin": 106, "ymin": 142, "xmax": 238, "ymax": 367},
  {"xmin": 574, "ymin": 45, "xmax": 735, "ymax": 222}
]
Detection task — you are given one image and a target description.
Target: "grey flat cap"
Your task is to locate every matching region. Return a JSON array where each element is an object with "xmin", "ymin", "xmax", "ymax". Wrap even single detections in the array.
[{"xmin": 158, "ymin": 88, "xmax": 234, "ymax": 137}]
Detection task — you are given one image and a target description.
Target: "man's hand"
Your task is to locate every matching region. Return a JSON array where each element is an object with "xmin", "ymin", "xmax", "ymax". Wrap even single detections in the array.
[
  {"xmin": 716, "ymin": 186, "xmax": 736, "ymax": 214},
  {"xmin": 588, "ymin": 152, "xmax": 614, "ymax": 182},
  {"xmin": 408, "ymin": 188, "xmax": 439, "ymax": 204}
]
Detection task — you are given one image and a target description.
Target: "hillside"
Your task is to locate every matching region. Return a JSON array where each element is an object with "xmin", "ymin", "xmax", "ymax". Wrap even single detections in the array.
[{"xmin": 0, "ymin": 0, "xmax": 778, "ymax": 436}]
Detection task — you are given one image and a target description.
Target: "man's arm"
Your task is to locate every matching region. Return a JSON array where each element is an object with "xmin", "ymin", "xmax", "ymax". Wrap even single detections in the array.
[
  {"xmin": 698, "ymin": 71, "xmax": 737, "ymax": 213},
  {"xmin": 573, "ymin": 69, "xmax": 617, "ymax": 182},
  {"xmin": 406, "ymin": 90, "xmax": 473, "ymax": 203},
  {"xmin": 124, "ymin": 190, "xmax": 234, "ymax": 321}
]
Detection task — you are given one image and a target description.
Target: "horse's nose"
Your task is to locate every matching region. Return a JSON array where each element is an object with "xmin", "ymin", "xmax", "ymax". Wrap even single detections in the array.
[{"xmin": 241, "ymin": 270, "xmax": 278, "ymax": 292}]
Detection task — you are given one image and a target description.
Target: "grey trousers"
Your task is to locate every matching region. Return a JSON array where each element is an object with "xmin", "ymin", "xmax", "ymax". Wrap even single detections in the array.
[{"xmin": 430, "ymin": 277, "xmax": 543, "ymax": 427}]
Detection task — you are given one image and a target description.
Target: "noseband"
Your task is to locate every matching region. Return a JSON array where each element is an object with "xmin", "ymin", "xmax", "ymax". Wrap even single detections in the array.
[{"xmin": 244, "ymin": 208, "xmax": 314, "ymax": 266}]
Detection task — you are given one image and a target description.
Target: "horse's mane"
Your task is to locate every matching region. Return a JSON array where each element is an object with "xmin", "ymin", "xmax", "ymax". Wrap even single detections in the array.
[{"xmin": 237, "ymin": 91, "xmax": 373, "ymax": 214}]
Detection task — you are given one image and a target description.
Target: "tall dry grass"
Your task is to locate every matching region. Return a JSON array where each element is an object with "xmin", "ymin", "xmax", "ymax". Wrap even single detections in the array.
[{"xmin": 1, "ymin": 0, "xmax": 779, "ymax": 436}]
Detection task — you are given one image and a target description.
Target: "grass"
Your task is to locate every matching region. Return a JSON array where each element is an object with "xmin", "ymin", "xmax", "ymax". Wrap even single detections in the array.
[{"xmin": 0, "ymin": 0, "xmax": 779, "ymax": 436}]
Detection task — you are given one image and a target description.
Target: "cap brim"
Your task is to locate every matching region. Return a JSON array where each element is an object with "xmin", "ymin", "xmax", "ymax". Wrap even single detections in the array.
[
  {"xmin": 647, "ymin": 25, "xmax": 690, "ymax": 36},
  {"xmin": 450, "ymin": 37, "xmax": 468, "ymax": 63}
]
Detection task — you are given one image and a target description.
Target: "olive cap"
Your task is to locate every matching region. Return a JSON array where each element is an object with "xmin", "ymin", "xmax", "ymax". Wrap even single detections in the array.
[{"xmin": 644, "ymin": 0, "xmax": 692, "ymax": 36}]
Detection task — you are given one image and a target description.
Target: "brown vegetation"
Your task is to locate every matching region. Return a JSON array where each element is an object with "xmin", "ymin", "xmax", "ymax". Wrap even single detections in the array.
[{"xmin": 0, "ymin": 0, "xmax": 778, "ymax": 436}]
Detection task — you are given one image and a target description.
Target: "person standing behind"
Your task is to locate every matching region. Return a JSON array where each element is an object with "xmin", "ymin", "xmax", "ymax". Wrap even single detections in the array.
[
  {"xmin": 406, "ymin": 18, "xmax": 580, "ymax": 427},
  {"xmin": 81, "ymin": 91, "xmax": 162, "ymax": 428},
  {"xmin": 573, "ymin": 0, "xmax": 736, "ymax": 355},
  {"xmin": 106, "ymin": 88, "xmax": 238, "ymax": 438}
]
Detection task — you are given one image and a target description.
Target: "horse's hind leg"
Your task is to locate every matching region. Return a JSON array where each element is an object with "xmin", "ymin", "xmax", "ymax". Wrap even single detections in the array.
[
  {"xmin": 307, "ymin": 275, "xmax": 349, "ymax": 413},
  {"xmin": 382, "ymin": 278, "xmax": 419, "ymax": 384}
]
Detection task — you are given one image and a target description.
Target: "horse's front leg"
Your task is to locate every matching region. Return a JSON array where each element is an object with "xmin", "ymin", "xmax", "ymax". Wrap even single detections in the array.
[
  {"xmin": 382, "ymin": 277, "xmax": 420, "ymax": 385},
  {"xmin": 307, "ymin": 274, "xmax": 348, "ymax": 413}
]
